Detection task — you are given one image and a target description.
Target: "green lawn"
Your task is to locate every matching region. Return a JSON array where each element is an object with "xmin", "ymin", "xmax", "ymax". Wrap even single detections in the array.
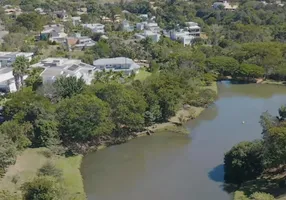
[
  {"xmin": 0, "ymin": 148, "xmax": 86, "ymax": 200},
  {"xmin": 134, "ymin": 69, "xmax": 151, "ymax": 81}
]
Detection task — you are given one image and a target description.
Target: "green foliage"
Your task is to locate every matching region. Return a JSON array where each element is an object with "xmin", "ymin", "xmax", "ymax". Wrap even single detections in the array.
[
  {"xmin": 53, "ymin": 76, "xmax": 86, "ymax": 100},
  {"xmin": 0, "ymin": 134, "xmax": 17, "ymax": 176},
  {"xmin": 224, "ymin": 140, "xmax": 264, "ymax": 184},
  {"xmin": 233, "ymin": 191, "xmax": 275, "ymax": 200},
  {"xmin": 206, "ymin": 56, "xmax": 239, "ymax": 76},
  {"xmin": 37, "ymin": 162, "xmax": 63, "ymax": 179},
  {"xmin": 56, "ymin": 94, "xmax": 114, "ymax": 145},
  {"xmin": 0, "ymin": 120, "xmax": 32, "ymax": 150},
  {"xmin": 12, "ymin": 56, "xmax": 30, "ymax": 90},
  {"xmin": 21, "ymin": 176, "xmax": 62, "ymax": 200},
  {"xmin": 25, "ymin": 68, "xmax": 43, "ymax": 91},
  {"xmin": 16, "ymin": 12, "xmax": 47, "ymax": 31},
  {"xmin": 96, "ymin": 83, "xmax": 147, "ymax": 131},
  {"xmin": 235, "ymin": 64, "xmax": 265, "ymax": 79}
]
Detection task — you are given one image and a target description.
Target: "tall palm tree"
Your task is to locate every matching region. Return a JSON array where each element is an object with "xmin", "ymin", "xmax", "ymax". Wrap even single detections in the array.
[{"xmin": 12, "ymin": 56, "xmax": 30, "ymax": 90}]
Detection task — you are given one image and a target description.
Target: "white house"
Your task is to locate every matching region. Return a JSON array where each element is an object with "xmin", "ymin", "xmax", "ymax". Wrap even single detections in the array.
[
  {"xmin": 135, "ymin": 30, "xmax": 161, "ymax": 42},
  {"xmin": 0, "ymin": 51, "xmax": 34, "ymax": 93},
  {"xmin": 185, "ymin": 22, "xmax": 201, "ymax": 37},
  {"xmin": 71, "ymin": 16, "xmax": 81, "ymax": 26},
  {"xmin": 169, "ymin": 30, "xmax": 196, "ymax": 46},
  {"xmin": 31, "ymin": 58, "xmax": 95, "ymax": 84},
  {"xmin": 212, "ymin": 1, "xmax": 238, "ymax": 10},
  {"xmin": 0, "ymin": 52, "xmax": 34, "ymax": 67},
  {"xmin": 81, "ymin": 23, "xmax": 105, "ymax": 33},
  {"xmin": 93, "ymin": 57, "xmax": 141, "ymax": 76},
  {"xmin": 40, "ymin": 24, "xmax": 67, "ymax": 44}
]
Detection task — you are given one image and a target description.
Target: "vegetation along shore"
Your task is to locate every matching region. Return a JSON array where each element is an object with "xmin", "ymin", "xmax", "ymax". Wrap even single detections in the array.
[{"xmin": 2, "ymin": 0, "xmax": 286, "ymax": 199}]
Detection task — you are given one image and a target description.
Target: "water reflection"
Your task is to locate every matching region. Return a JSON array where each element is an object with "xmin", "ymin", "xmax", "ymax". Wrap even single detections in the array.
[
  {"xmin": 82, "ymin": 83, "xmax": 286, "ymax": 200},
  {"xmin": 208, "ymin": 164, "xmax": 224, "ymax": 183}
]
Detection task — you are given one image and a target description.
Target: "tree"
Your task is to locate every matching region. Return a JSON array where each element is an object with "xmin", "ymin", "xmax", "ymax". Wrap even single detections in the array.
[
  {"xmin": 3, "ymin": 87, "xmax": 51, "ymax": 121},
  {"xmin": 56, "ymin": 94, "xmax": 114, "ymax": 144},
  {"xmin": 224, "ymin": 140, "xmax": 264, "ymax": 184},
  {"xmin": 262, "ymin": 124, "xmax": 286, "ymax": 168},
  {"xmin": 0, "ymin": 134, "xmax": 17, "ymax": 175},
  {"xmin": 96, "ymin": 83, "xmax": 147, "ymax": 131},
  {"xmin": 12, "ymin": 56, "xmax": 30, "ymax": 90},
  {"xmin": 53, "ymin": 76, "xmax": 86, "ymax": 100},
  {"xmin": 1, "ymin": 33, "xmax": 26, "ymax": 51},
  {"xmin": 0, "ymin": 120, "xmax": 32, "ymax": 150},
  {"xmin": 16, "ymin": 12, "xmax": 46, "ymax": 31},
  {"xmin": 206, "ymin": 56, "xmax": 239, "ymax": 76},
  {"xmin": 25, "ymin": 68, "xmax": 43, "ymax": 91},
  {"xmin": 235, "ymin": 64, "xmax": 265, "ymax": 79},
  {"xmin": 21, "ymin": 176, "xmax": 62, "ymax": 200}
]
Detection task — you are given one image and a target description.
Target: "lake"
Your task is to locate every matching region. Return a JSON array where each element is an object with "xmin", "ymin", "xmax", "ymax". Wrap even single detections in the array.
[{"xmin": 81, "ymin": 82, "xmax": 286, "ymax": 200}]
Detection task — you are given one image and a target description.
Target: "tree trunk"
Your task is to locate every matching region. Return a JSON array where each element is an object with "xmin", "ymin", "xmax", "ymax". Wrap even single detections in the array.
[
  {"xmin": 20, "ymin": 75, "xmax": 24, "ymax": 88},
  {"xmin": 14, "ymin": 75, "xmax": 20, "ymax": 91}
]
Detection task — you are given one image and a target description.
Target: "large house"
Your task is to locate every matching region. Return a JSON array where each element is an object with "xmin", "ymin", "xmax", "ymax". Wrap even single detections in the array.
[
  {"xmin": 212, "ymin": 1, "xmax": 238, "ymax": 10},
  {"xmin": 40, "ymin": 24, "xmax": 67, "ymax": 44},
  {"xmin": 31, "ymin": 58, "xmax": 96, "ymax": 84},
  {"xmin": 185, "ymin": 22, "xmax": 201, "ymax": 37},
  {"xmin": 81, "ymin": 24, "xmax": 105, "ymax": 33},
  {"xmin": 0, "ymin": 52, "xmax": 34, "ymax": 93},
  {"xmin": 93, "ymin": 57, "xmax": 141, "ymax": 76},
  {"xmin": 135, "ymin": 30, "xmax": 161, "ymax": 42},
  {"xmin": 66, "ymin": 33, "xmax": 96, "ymax": 51},
  {"xmin": 0, "ymin": 52, "xmax": 34, "ymax": 67}
]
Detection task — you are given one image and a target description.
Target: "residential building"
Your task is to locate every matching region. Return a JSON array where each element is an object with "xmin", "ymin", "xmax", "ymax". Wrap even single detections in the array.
[
  {"xmin": 71, "ymin": 16, "xmax": 81, "ymax": 26},
  {"xmin": 212, "ymin": 1, "xmax": 238, "ymax": 10},
  {"xmin": 54, "ymin": 10, "xmax": 68, "ymax": 21},
  {"xmin": 93, "ymin": 57, "xmax": 141, "ymax": 76},
  {"xmin": 66, "ymin": 33, "xmax": 96, "ymax": 51},
  {"xmin": 145, "ymin": 22, "xmax": 161, "ymax": 33},
  {"xmin": 169, "ymin": 30, "xmax": 196, "ymax": 46},
  {"xmin": 185, "ymin": 22, "xmax": 201, "ymax": 37},
  {"xmin": 3, "ymin": 5, "xmax": 22, "ymax": 16},
  {"xmin": 81, "ymin": 23, "xmax": 105, "ymax": 33},
  {"xmin": 40, "ymin": 24, "xmax": 67, "ymax": 44},
  {"xmin": 35, "ymin": 7, "xmax": 46, "ymax": 15},
  {"xmin": 122, "ymin": 20, "xmax": 134, "ymax": 32},
  {"xmin": 0, "ymin": 51, "xmax": 34, "ymax": 93},
  {"xmin": 0, "ymin": 52, "xmax": 34, "ymax": 67},
  {"xmin": 135, "ymin": 30, "xmax": 161, "ymax": 42},
  {"xmin": 31, "ymin": 58, "xmax": 96, "ymax": 84},
  {"xmin": 77, "ymin": 7, "xmax": 87, "ymax": 15}
]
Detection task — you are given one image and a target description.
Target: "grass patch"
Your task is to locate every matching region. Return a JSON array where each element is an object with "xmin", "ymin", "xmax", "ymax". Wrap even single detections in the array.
[
  {"xmin": 134, "ymin": 69, "xmax": 151, "ymax": 81},
  {"xmin": 203, "ymin": 82, "xmax": 218, "ymax": 94},
  {"xmin": 55, "ymin": 155, "xmax": 86, "ymax": 200},
  {"xmin": 0, "ymin": 148, "xmax": 85, "ymax": 200}
]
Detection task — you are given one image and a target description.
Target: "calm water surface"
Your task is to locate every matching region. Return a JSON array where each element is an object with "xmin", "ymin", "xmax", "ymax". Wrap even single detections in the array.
[{"xmin": 81, "ymin": 82, "xmax": 286, "ymax": 200}]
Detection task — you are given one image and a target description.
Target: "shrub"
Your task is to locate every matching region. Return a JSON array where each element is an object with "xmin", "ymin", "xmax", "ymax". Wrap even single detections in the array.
[
  {"xmin": 37, "ymin": 162, "xmax": 63, "ymax": 179},
  {"xmin": 224, "ymin": 140, "xmax": 264, "ymax": 184},
  {"xmin": 21, "ymin": 176, "xmax": 62, "ymax": 200}
]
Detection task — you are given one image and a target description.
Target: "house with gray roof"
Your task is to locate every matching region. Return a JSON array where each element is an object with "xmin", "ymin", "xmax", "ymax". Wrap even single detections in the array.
[
  {"xmin": 31, "ymin": 58, "xmax": 96, "ymax": 84},
  {"xmin": 93, "ymin": 57, "xmax": 141, "ymax": 76}
]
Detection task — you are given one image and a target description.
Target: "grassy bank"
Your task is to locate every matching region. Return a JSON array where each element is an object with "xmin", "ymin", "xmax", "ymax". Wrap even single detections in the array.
[
  {"xmin": 260, "ymin": 79, "xmax": 286, "ymax": 85},
  {"xmin": 0, "ymin": 148, "xmax": 86, "ymax": 200}
]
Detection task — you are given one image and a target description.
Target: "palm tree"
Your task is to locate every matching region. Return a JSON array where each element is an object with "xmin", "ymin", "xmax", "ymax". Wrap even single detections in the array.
[{"xmin": 12, "ymin": 56, "xmax": 30, "ymax": 90}]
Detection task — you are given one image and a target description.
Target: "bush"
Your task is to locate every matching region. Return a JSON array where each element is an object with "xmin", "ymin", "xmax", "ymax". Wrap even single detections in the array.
[
  {"xmin": 187, "ymin": 89, "xmax": 216, "ymax": 107},
  {"xmin": 224, "ymin": 140, "xmax": 264, "ymax": 184},
  {"xmin": 37, "ymin": 162, "xmax": 63, "ymax": 179},
  {"xmin": 21, "ymin": 176, "xmax": 62, "ymax": 200}
]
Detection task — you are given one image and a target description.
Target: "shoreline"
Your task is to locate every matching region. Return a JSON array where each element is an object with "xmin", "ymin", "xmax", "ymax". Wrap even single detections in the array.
[
  {"xmin": 0, "ymin": 82, "xmax": 218, "ymax": 200},
  {"xmin": 97, "ymin": 81, "xmax": 218, "ymax": 150}
]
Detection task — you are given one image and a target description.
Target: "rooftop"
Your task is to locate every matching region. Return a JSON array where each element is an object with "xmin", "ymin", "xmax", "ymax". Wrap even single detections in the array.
[
  {"xmin": 31, "ymin": 58, "xmax": 95, "ymax": 82},
  {"xmin": 93, "ymin": 57, "xmax": 137, "ymax": 66}
]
